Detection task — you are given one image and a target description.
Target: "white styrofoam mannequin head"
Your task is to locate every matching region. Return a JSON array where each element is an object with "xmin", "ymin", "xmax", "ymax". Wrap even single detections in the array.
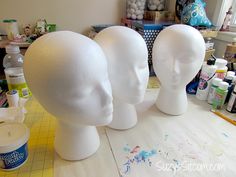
[
  {"xmin": 24, "ymin": 31, "xmax": 113, "ymax": 160},
  {"xmin": 152, "ymin": 24, "xmax": 205, "ymax": 115},
  {"xmin": 94, "ymin": 26, "xmax": 149, "ymax": 129},
  {"xmin": 153, "ymin": 24, "xmax": 205, "ymax": 89},
  {"xmin": 95, "ymin": 26, "xmax": 149, "ymax": 104},
  {"xmin": 24, "ymin": 31, "xmax": 113, "ymax": 126}
]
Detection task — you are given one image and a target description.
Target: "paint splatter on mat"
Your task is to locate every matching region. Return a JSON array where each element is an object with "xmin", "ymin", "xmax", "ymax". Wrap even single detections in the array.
[{"xmin": 121, "ymin": 144, "xmax": 157, "ymax": 176}]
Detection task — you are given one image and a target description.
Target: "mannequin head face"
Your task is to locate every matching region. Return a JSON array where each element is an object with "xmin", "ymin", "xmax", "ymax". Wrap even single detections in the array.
[
  {"xmin": 24, "ymin": 31, "xmax": 113, "ymax": 126},
  {"xmin": 153, "ymin": 24, "xmax": 205, "ymax": 90},
  {"xmin": 94, "ymin": 26, "xmax": 149, "ymax": 104}
]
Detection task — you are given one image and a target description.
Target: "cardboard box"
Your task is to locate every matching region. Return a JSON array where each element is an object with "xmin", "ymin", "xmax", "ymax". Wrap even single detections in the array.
[
  {"xmin": 144, "ymin": 11, "xmax": 175, "ymax": 22},
  {"xmin": 200, "ymin": 30, "xmax": 218, "ymax": 38},
  {"xmin": 204, "ymin": 49, "xmax": 215, "ymax": 61},
  {"xmin": 120, "ymin": 18, "xmax": 142, "ymax": 28}
]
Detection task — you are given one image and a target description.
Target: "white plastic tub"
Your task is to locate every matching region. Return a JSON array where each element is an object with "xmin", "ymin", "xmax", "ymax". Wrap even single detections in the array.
[{"xmin": 0, "ymin": 122, "xmax": 29, "ymax": 170}]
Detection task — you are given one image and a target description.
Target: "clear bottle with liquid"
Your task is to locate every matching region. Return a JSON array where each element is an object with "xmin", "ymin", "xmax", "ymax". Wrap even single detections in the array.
[
  {"xmin": 3, "ymin": 45, "xmax": 31, "ymax": 98},
  {"xmin": 3, "ymin": 45, "xmax": 24, "ymax": 68}
]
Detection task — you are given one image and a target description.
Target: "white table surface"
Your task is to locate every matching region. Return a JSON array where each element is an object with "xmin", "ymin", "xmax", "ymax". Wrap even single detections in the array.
[{"xmin": 54, "ymin": 89, "xmax": 236, "ymax": 177}]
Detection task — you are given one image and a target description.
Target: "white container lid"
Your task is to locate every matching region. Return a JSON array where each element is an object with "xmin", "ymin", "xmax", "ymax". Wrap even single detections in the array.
[
  {"xmin": 226, "ymin": 71, "xmax": 235, "ymax": 77},
  {"xmin": 219, "ymin": 81, "xmax": 229, "ymax": 90},
  {"xmin": 0, "ymin": 122, "xmax": 29, "ymax": 153},
  {"xmin": 215, "ymin": 58, "xmax": 227, "ymax": 67},
  {"xmin": 212, "ymin": 78, "xmax": 222, "ymax": 86},
  {"xmin": 5, "ymin": 45, "xmax": 20, "ymax": 54},
  {"xmin": 233, "ymin": 76, "xmax": 236, "ymax": 82}
]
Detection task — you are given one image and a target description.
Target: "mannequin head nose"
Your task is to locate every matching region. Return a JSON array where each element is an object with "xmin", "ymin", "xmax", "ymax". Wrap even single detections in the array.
[
  {"xmin": 98, "ymin": 82, "xmax": 112, "ymax": 106},
  {"xmin": 102, "ymin": 90, "xmax": 112, "ymax": 106},
  {"xmin": 172, "ymin": 59, "xmax": 180, "ymax": 75},
  {"xmin": 133, "ymin": 69, "xmax": 142, "ymax": 85}
]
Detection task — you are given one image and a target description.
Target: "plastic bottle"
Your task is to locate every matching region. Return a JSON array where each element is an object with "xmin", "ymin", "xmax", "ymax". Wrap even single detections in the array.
[
  {"xmin": 212, "ymin": 81, "xmax": 229, "ymax": 110},
  {"xmin": 196, "ymin": 58, "xmax": 217, "ymax": 100},
  {"xmin": 3, "ymin": 45, "xmax": 31, "ymax": 98},
  {"xmin": 207, "ymin": 78, "xmax": 222, "ymax": 104},
  {"xmin": 215, "ymin": 58, "xmax": 228, "ymax": 79},
  {"xmin": 227, "ymin": 86, "xmax": 236, "ymax": 113},
  {"xmin": 3, "ymin": 45, "xmax": 24, "ymax": 68}
]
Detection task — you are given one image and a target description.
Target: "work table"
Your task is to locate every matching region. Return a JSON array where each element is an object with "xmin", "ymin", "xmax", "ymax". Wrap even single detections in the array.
[{"xmin": 0, "ymin": 89, "xmax": 236, "ymax": 177}]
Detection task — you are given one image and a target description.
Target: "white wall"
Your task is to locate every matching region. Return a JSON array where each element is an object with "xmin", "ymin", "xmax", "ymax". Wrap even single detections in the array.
[
  {"xmin": 205, "ymin": 0, "xmax": 217, "ymax": 22},
  {"xmin": 0, "ymin": 0, "xmax": 179, "ymax": 35},
  {"xmin": 0, "ymin": 0, "xmax": 126, "ymax": 35},
  {"xmin": 167, "ymin": 0, "xmax": 176, "ymax": 12},
  {"xmin": 0, "ymin": 0, "xmax": 226, "ymax": 38}
]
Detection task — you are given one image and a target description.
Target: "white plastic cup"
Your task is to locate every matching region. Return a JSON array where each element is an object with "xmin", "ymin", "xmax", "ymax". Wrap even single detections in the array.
[
  {"xmin": 6, "ymin": 90, "xmax": 19, "ymax": 107},
  {"xmin": 0, "ymin": 122, "xmax": 29, "ymax": 170},
  {"xmin": 3, "ymin": 19, "xmax": 19, "ymax": 41}
]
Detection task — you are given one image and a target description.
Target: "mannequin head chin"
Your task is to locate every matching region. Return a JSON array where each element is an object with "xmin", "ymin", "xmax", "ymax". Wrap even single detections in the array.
[
  {"xmin": 153, "ymin": 24, "xmax": 205, "ymax": 90},
  {"xmin": 24, "ymin": 31, "xmax": 113, "ymax": 127},
  {"xmin": 56, "ymin": 114, "xmax": 113, "ymax": 127},
  {"xmin": 94, "ymin": 26, "xmax": 149, "ymax": 105},
  {"xmin": 113, "ymin": 89, "xmax": 145, "ymax": 105}
]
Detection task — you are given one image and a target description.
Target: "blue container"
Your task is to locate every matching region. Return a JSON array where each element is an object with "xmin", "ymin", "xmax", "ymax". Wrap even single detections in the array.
[{"xmin": 0, "ymin": 122, "xmax": 29, "ymax": 170}]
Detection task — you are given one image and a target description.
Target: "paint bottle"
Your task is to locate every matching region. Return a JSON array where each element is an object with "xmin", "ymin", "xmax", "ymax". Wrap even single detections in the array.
[
  {"xmin": 215, "ymin": 58, "xmax": 228, "ymax": 79},
  {"xmin": 227, "ymin": 86, "xmax": 236, "ymax": 113},
  {"xmin": 224, "ymin": 71, "xmax": 235, "ymax": 84},
  {"xmin": 196, "ymin": 58, "xmax": 217, "ymax": 100},
  {"xmin": 207, "ymin": 78, "xmax": 222, "ymax": 104},
  {"xmin": 212, "ymin": 81, "xmax": 229, "ymax": 110},
  {"xmin": 224, "ymin": 71, "xmax": 236, "ymax": 103}
]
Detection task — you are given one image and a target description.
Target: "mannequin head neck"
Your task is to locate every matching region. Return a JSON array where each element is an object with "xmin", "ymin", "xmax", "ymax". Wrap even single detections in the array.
[{"xmin": 152, "ymin": 24, "xmax": 205, "ymax": 115}]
